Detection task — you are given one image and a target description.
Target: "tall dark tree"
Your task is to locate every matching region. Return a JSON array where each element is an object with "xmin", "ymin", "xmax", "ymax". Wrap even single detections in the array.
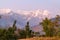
[
  {"xmin": 25, "ymin": 21, "xmax": 31, "ymax": 38},
  {"xmin": 12, "ymin": 20, "xmax": 17, "ymax": 31},
  {"xmin": 5, "ymin": 20, "xmax": 17, "ymax": 40}
]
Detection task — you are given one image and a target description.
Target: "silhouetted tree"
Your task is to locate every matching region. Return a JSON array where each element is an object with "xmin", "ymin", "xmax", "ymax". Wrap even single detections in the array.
[
  {"xmin": 12, "ymin": 20, "xmax": 17, "ymax": 31},
  {"xmin": 6, "ymin": 20, "xmax": 17, "ymax": 40},
  {"xmin": 25, "ymin": 21, "xmax": 32, "ymax": 38}
]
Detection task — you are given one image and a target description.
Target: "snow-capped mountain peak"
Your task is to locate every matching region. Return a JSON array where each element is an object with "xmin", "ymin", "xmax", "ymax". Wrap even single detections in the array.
[
  {"xmin": 0, "ymin": 8, "xmax": 11, "ymax": 14},
  {"xmin": 0, "ymin": 9, "xmax": 50, "ymax": 28},
  {"xmin": 16, "ymin": 9, "xmax": 50, "ymax": 21}
]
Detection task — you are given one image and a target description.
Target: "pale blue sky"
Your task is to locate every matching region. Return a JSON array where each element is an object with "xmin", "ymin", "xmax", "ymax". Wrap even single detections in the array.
[{"xmin": 0, "ymin": 0, "xmax": 60, "ymax": 17}]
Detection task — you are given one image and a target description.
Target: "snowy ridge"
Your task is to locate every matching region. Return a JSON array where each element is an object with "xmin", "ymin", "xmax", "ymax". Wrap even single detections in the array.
[{"xmin": 0, "ymin": 8, "xmax": 50, "ymax": 28}]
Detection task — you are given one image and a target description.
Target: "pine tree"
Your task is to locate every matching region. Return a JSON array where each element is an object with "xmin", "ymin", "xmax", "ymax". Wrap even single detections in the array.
[
  {"xmin": 6, "ymin": 20, "xmax": 17, "ymax": 40},
  {"xmin": 12, "ymin": 20, "xmax": 17, "ymax": 31},
  {"xmin": 25, "ymin": 21, "xmax": 31, "ymax": 38}
]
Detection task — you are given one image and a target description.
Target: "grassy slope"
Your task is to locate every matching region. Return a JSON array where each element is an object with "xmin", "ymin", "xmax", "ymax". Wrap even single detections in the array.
[{"xmin": 18, "ymin": 37, "xmax": 60, "ymax": 40}]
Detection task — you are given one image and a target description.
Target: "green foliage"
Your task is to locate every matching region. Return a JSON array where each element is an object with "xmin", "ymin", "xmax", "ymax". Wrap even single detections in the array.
[
  {"xmin": 18, "ymin": 30, "xmax": 26, "ymax": 39},
  {"xmin": 0, "ymin": 21, "xmax": 34, "ymax": 40},
  {"xmin": 40, "ymin": 18, "xmax": 55, "ymax": 37},
  {"xmin": 1, "ymin": 15, "xmax": 60, "ymax": 40},
  {"xmin": 12, "ymin": 20, "xmax": 17, "ymax": 31},
  {"xmin": 25, "ymin": 21, "xmax": 32, "ymax": 38},
  {"xmin": 0, "ymin": 29, "xmax": 7, "ymax": 40},
  {"xmin": 54, "ymin": 15, "xmax": 60, "ymax": 36},
  {"xmin": 40, "ymin": 15, "xmax": 60, "ymax": 37},
  {"xmin": 6, "ymin": 27, "xmax": 16, "ymax": 40},
  {"xmin": 0, "ymin": 20, "xmax": 17, "ymax": 40}
]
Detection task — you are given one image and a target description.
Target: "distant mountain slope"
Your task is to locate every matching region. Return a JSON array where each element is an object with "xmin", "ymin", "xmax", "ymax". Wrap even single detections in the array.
[
  {"xmin": 0, "ymin": 9, "xmax": 49, "ymax": 29},
  {"xmin": 31, "ymin": 25, "xmax": 43, "ymax": 32}
]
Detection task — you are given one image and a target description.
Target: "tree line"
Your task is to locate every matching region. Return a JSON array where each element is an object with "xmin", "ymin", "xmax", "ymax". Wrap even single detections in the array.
[
  {"xmin": 0, "ymin": 20, "xmax": 34, "ymax": 40},
  {"xmin": 0, "ymin": 15, "xmax": 60, "ymax": 40}
]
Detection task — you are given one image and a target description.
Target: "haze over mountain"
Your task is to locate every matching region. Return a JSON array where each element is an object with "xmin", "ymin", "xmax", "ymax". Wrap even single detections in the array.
[{"xmin": 0, "ymin": 8, "xmax": 50, "ymax": 28}]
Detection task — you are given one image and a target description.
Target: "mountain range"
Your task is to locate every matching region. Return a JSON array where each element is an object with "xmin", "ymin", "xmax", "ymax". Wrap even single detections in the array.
[{"xmin": 0, "ymin": 9, "xmax": 50, "ymax": 32}]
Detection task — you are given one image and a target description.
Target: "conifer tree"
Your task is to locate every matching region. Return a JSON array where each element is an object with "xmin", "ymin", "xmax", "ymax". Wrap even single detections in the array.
[
  {"xmin": 25, "ymin": 21, "xmax": 31, "ymax": 38},
  {"xmin": 12, "ymin": 20, "xmax": 17, "ymax": 31}
]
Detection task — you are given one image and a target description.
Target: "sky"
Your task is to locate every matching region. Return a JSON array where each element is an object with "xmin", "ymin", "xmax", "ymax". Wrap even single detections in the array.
[{"xmin": 0, "ymin": 0, "xmax": 60, "ymax": 17}]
